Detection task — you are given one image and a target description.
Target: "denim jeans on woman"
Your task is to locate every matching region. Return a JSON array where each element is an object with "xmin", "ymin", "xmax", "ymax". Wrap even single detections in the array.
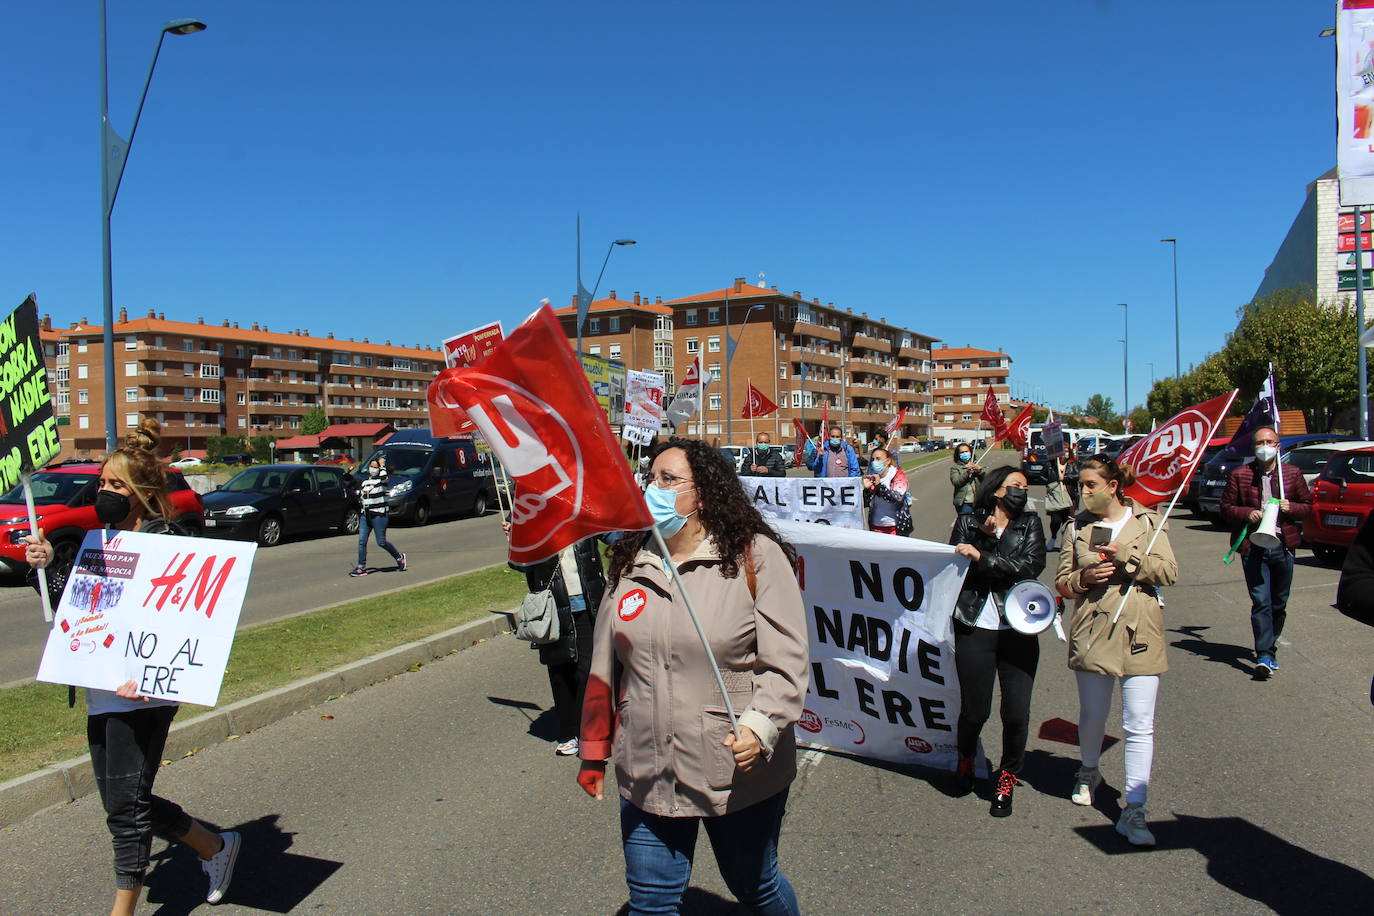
[
  {"xmin": 619, "ymin": 788, "xmax": 799, "ymax": 915},
  {"xmin": 357, "ymin": 513, "xmax": 402, "ymax": 568},
  {"xmin": 88, "ymin": 706, "xmax": 194, "ymax": 889}
]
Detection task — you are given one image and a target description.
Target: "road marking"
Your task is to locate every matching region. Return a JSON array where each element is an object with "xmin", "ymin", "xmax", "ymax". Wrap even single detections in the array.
[{"xmin": 797, "ymin": 742, "xmax": 826, "ymax": 775}]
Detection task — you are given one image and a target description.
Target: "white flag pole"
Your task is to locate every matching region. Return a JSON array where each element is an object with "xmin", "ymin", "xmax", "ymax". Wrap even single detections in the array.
[
  {"xmin": 649, "ymin": 525, "xmax": 741, "ymax": 739},
  {"xmin": 22, "ymin": 474, "xmax": 53, "ymax": 622}
]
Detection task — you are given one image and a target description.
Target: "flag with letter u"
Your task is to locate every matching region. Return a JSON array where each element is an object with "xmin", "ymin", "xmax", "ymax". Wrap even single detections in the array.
[
  {"xmin": 427, "ymin": 306, "xmax": 652, "ymax": 565},
  {"xmin": 1004, "ymin": 403, "xmax": 1034, "ymax": 451},
  {"xmin": 1117, "ymin": 391, "xmax": 1238, "ymax": 508},
  {"xmin": 741, "ymin": 383, "xmax": 779, "ymax": 419},
  {"xmin": 980, "ymin": 385, "xmax": 1009, "ymax": 440},
  {"xmin": 883, "ymin": 407, "xmax": 908, "ymax": 438}
]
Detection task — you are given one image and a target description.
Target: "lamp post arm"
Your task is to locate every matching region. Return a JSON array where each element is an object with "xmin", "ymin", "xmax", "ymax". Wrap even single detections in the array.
[
  {"xmin": 105, "ymin": 30, "xmax": 170, "ymax": 216},
  {"xmin": 589, "ymin": 242, "xmax": 616, "ymax": 303}
]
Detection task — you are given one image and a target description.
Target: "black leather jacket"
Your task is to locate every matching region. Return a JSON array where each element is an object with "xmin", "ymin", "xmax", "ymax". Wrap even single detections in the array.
[{"xmin": 948, "ymin": 511, "xmax": 1047, "ymax": 627}]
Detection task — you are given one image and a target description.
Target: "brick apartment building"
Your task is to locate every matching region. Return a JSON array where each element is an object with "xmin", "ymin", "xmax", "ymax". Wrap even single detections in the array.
[
  {"xmin": 49, "ymin": 309, "xmax": 444, "ymax": 458},
  {"xmin": 559, "ymin": 279, "xmax": 940, "ymax": 446},
  {"xmin": 930, "ymin": 345, "xmax": 1013, "ymax": 441}
]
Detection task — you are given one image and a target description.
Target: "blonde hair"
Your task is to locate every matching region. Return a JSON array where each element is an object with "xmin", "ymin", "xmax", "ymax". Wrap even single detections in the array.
[{"xmin": 103, "ymin": 418, "xmax": 174, "ymax": 520}]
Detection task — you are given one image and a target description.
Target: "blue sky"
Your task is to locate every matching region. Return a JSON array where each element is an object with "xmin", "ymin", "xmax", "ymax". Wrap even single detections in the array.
[{"xmin": 2, "ymin": 1, "xmax": 1338, "ymax": 414}]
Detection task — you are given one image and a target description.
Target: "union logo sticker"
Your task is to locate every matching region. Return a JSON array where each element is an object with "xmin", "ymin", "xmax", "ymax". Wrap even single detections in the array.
[{"xmin": 618, "ymin": 588, "xmax": 647, "ymax": 621}]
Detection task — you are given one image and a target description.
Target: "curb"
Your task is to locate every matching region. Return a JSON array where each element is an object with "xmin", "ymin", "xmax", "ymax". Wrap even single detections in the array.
[{"xmin": 0, "ymin": 611, "xmax": 514, "ymax": 830}]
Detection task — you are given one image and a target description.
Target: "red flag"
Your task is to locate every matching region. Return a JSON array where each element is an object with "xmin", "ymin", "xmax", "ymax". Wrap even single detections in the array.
[
  {"xmin": 821, "ymin": 401, "xmax": 829, "ymax": 435},
  {"xmin": 883, "ymin": 407, "xmax": 908, "ymax": 438},
  {"xmin": 427, "ymin": 306, "xmax": 652, "ymax": 564},
  {"xmin": 792, "ymin": 418, "xmax": 810, "ymax": 467},
  {"xmin": 980, "ymin": 386, "xmax": 1009, "ymax": 440},
  {"xmin": 1117, "ymin": 391, "xmax": 1238, "ymax": 508},
  {"xmin": 1005, "ymin": 404, "xmax": 1034, "ymax": 451},
  {"xmin": 741, "ymin": 383, "xmax": 778, "ymax": 419}
]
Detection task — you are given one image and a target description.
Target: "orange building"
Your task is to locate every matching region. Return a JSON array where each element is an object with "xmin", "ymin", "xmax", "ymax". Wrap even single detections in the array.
[{"xmin": 930, "ymin": 345, "xmax": 1013, "ymax": 440}]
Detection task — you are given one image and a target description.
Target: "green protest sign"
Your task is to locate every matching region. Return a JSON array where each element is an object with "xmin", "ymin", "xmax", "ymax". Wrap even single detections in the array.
[{"xmin": 0, "ymin": 295, "xmax": 60, "ymax": 492}]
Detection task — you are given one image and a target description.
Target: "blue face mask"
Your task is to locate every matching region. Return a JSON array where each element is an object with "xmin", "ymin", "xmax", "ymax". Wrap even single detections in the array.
[
  {"xmin": 869, "ymin": 460, "xmax": 885, "ymax": 474},
  {"xmin": 644, "ymin": 483, "xmax": 697, "ymax": 538},
  {"xmin": 955, "ymin": 451, "xmax": 971, "ymax": 464},
  {"xmin": 829, "ymin": 437, "xmax": 843, "ymax": 451}
]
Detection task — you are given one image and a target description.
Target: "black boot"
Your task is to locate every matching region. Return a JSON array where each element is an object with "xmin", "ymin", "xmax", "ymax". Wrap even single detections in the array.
[
  {"xmin": 955, "ymin": 755, "xmax": 975, "ymax": 795},
  {"xmin": 990, "ymin": 769, "xmax": 1017, "ymax": 817}
]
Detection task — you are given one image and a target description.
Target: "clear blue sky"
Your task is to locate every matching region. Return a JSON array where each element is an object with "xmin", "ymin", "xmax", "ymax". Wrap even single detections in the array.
[{"xmin": 2, "ymin": 1, "xmax": 1339, "ymax": 414}]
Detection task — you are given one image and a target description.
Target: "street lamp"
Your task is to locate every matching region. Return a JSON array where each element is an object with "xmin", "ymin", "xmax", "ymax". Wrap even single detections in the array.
[
  {"xmin": 1118, "ymin": 303, "xmax": 1129, "ymax": 418},
  {"xmin": 1160, "ymin": 239, "xmax": 1180, "ymax": 378},
  {"xmin": 573, "ymin": 217, "xmax": 635, "ymax": 357},
  {"xmin": 100, "ymin": 2, "xmax": 206, "ymax": 451},
  {"xmin": 725, "ymin": 303, "xmax": 765, "ymax": 443}
]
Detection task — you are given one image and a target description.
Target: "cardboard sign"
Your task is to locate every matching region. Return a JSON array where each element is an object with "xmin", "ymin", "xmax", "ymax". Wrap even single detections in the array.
[
  {"xmin": 622, "ymin": 424, "xmax": 654, "ymax": 446},
  {"xmin": 36, "ymin": 529, "xmax": 257, "ymax": 706},
  {"xmin": 1042, "ymin": 421, "xmax": 1064, "ymax": 458},
  {"xmin": 441, "ymin": 321, "xmax": 504, "ymax": 369},
  {"xmin": 775, "ymin": 520, "xmax": 970, "ymax": 770},
  {"xmin": 0, "ymin": 295, "xmax": 60, "ymax": 491},
  {"xmin": 740, "ymin": 476, "xmax": 864, "ymax": 529},
  {"xmin": 624, "ymin": 370, "xmax": 665, "ymax": 430}
]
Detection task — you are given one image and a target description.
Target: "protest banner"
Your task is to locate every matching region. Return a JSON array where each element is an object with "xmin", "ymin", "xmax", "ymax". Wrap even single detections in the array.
[
  {"xmin": 1042, "ymin": 413, "xmax": 1064, "ymax": 458},
  {"xmin": 580, "ymin": 354, "xmax": 626, "ymax": 427},
  {"xmin": 740, "ymin": 476, "xmax": 864, "ymax": 529},
  {"xmin": 665, "ymin": 357, "xmax": 708, "ymax": 428},
  {"xmin": 441, "ymin": 321, "xmax": 504, "ymax": 369},
  {"xmin": 36, "ymin": 529, "xmax": 257, "ymax": 707},
  {"xmin": 622, "ymin": 425, "xmax": 653, "ymax": 446},
  {"xmin": 0, "ymin": 295, "xmax": 61, "ymax": 491},
  {"xmin": 774, "ymin": 520, "xmax": 970, "ymax": 770},
  {"xmin": 624, "ymin": 369, "xmax": 665, "ymax": 431}
]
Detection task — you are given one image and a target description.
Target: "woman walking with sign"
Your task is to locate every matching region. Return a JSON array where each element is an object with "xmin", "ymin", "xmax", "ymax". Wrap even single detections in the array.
[
  {"xmin": 1055, "ymin": 456, "xmax": 1177, "ymax": 847},
  {"xmin": 577, "ymin": 437, "xmax": 809, "ymax": 915},
  {"xmin": 950, "ymin": 442, "xmax": 984, "ymax": 516},
  {"xmin": 948, "ymin": 466, "xmax": 1047, "ymax": 816},
  {"xmin": 24, "ymin": 419, "xmax": 241, "ymax": 912}
]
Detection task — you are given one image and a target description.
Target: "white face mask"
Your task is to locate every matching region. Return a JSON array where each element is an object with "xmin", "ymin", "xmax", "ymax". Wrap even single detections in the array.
[{"xmin": 1254, "ymin": 444, "xmax": 1278, "ymax": 464}]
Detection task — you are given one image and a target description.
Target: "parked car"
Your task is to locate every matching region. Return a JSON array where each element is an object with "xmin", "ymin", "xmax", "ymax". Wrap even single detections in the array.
[
  {"xmin": 1197, "ymin": 434, "xmax": 1357, "ymax": 520},
  {"xmin": 1283, "ymin": 440, "xmax": 1374, "ymax": 486},
  {"xmin": 202, "ymin": 464, "xmax": 359, "ymax": 547},
  {"xmin": 719, "ymin": 445, "xmax": 751, "ymax": 474},
  {"xmin": 898, "ymin": 442, "xmax": 919, "ymax": 454},
  {"xmin": 170, "ymin": 456, "xmax": 205, "ymax": 469},
  {"xmin": 1097, "ymin": 435, "xmax": 1143, "ymax": 462},
  {"xmin": 316, "ymin": 453, "xmax": 354, "ymax": 466},
  {"xmin": 1303, "ymin": 446, "xmax": 1374, "ymax": 565},
  {"xmin": 1020, "ymin": 446, "xmax": 1049, "ymax": 484},
  {"xmin": 363, "ymin": 428, "xmax": 497, "ymax": 525},
  {"xmin": 0, "ymin": 463, "xmax": 204, "ymax": 576},
  {"xmin": 1185, "ymin": 436, "xmax": 1232, "ymax": 512},
  {"xmin": 218, "ymin": 453, "xmax": 255, "ymax": 466}
]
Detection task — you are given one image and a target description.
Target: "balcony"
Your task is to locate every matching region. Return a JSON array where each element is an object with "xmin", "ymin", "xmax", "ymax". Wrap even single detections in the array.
[
  {"xmin": 851, "ymin": 333, "xmax": 892, "ymax": 354},
  {"xmin": 794, "ymin": 348, "xmax": 841, "ymax": 368},
  {"xmin": 787, "ymin": 319, "xmax": 841, "ymax": 342},
  {"xmin": 247, "ymin": 401, "xmax": 317, "ymax": 416},
  {"xmin": 897, "ymin": 346, "xmax": 931, "ymax": 360},
  {"xmin": 250, "ymin": 355, "xmax": 321, "ymax": 372},
  {"xmin": 248, "ymin": 377, "xmax": 323, "ymax": 394},
  {"xmin": 143, "ymin": 398, "xmax": 223, "ymax": 414},
  {"xmin": 328, "ymin": 362, "xmax": 435, "ymax": 382}
]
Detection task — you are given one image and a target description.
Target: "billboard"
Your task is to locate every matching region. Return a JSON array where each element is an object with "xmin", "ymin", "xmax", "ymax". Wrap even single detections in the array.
[
  {"xmin": 580, "ymin": 354, "xmax": 625, "ymax": 427},
  {"xmin": 1338, "ymin": 1, "xmax": 1374, "ymax": 205}
]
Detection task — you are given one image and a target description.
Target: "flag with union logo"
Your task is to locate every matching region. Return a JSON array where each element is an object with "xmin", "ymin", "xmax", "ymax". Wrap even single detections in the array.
[
  {"xmin": 1117, "ymin": 391, "xmax": 1238, "ymax": 508},
  {"xmin": 882, "ymin": 407, "xmax": 908, "ymax": 438},
  {"xmin": 427, "ymin": 306, "xmax": 652, "ymax": 564},
  {"xmin": 665, "ymin": 356, "xmax": 709, "ymax": 427},
  {"xmin": 1005, "ymin": 403, "xmax": 1034, "ymax": 451},
  {"xmin": 741, "ymin": 383, "xmax": 779, "ymax": 419},
  {"xmin": 980, "ymin": 386, "xmax": 1009, "ymax": 440}
]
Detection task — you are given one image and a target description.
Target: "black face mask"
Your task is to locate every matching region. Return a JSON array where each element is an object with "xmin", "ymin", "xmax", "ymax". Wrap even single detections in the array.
[
  {"xmin": 1000, "ymin": 486, "xmax": 1028, "ymax": 514},
  {"xmin": 94, "ymin": 490, "xmax": 132, "ymax": 526}
]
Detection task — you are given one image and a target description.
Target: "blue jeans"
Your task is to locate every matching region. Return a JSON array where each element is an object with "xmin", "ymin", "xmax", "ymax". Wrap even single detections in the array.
[
  {"xmin": 619, "ymin": 789, "xmax": 799, "ymax": 916},
  {"xmin": 1242, "ymin": 544, "xmax": 1293, "ymax": 658},
  {"xmin": 357, "ymin": 513, "xmax": 402, "ymax": 568}
]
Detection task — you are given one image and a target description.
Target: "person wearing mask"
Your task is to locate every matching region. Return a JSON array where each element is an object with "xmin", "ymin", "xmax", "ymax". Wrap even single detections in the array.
[
  {"xmin": 351, "ymin": 455, "xmax": 406, "ymax": 577},
  {"xmin": 948, "ymin": 467, "xmax": 1046, "ymax": 816},
  {"xmin": 950, "ymin": 443, "xmax": 984, "ymax": 515},
  {"xmin": 1219, "ymin": 427, "xmax": 1312, "ymax": 679},
  {"xmin": 1043, "ymin": 448, "xmax": 1075, "ymax": 548},
  {"xmin": 24, "ymin": 419, "xmax": 241, "ymax": 913},
  {"xmin": 748, "ymin": 432, "xmax": 789, "ymax": 477},
  {"xmin": 578, "ymin": 438, "xmax": 808, "ymax": 915},
  {"xmin": 867, "ymin": 430, "xmax": 890, "ymax": 462},
  {"xmin": 863, "ymin": 448, "xmax": 910, "ymax": 535},
  {"xmin": 806, "ymin": 424, "xmax": 860, "ymax": 478},
  {"xmin": 1055, "ymin": 457, "xmax": 1177, "ymax": 847}
]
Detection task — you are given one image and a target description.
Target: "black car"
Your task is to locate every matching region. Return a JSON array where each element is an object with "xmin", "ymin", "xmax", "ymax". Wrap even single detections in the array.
[
  {"xmin": 218, "ymin": 453, "xmax": 255, "ymax": 466},
  {"xmin": 202, "ymin": 464, "xmax": 359, "ymax": 547},
  {"xmin": 1021, "ymin": 447, "xmax": 1049, "ymax": 484}
]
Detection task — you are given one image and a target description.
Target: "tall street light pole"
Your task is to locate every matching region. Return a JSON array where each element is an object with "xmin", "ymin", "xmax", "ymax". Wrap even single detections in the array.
[
  {"xmin": 725, "ymin": 304, "xmax": 764, "ymax": 443},
  {"xmin": 1118, "ymin": 302, "xmax": 1129, "ymax": 420},
  {"xmin": 573, "ymin": 216, "xmax": 635, "ymax": 358},
  {"xmin": 1160, "ymin": 238, "xmax": 1180, "ymax": 378},
  {"xmin": 101, "ymin": 2, "xmax": 206, "ymax": 452}
]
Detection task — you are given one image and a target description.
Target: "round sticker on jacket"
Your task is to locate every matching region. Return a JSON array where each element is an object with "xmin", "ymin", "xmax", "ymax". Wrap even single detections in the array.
[{"xmin": 618, "ymin": 588, "xmax": 648, "ymax": 621}]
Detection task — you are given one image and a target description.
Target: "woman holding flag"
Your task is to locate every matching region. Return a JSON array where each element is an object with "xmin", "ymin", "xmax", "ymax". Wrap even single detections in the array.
[
  {"xmin": 1055, "ymin": 456, "xmax": 1177, "ymax": 847},
  {"xmin": 577, "ymin": 437, "xmax": 808, "ymax": 915},
  {"xmin": 950, "ymin": 442, "xmax": 984, "ymax": 515}
]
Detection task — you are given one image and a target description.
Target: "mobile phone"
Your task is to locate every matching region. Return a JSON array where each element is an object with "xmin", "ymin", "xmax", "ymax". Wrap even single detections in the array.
[{"xmin": 1088, "ymin": 525, "xmax": 1111, "ymax": 550}]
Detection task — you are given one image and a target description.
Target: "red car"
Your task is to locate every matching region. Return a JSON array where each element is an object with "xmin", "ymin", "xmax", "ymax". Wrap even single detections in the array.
[
  {"xmin": 0, "ymin": 463, "xmax": 205, "ymax": 577},
  {"xmin": 1303, "ymin": 446, "xmax": 1374, "ymax": 564}
]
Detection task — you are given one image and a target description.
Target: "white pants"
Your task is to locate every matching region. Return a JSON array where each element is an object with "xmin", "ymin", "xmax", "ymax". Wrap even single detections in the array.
[{"xmin": 1075, "ymin": 671, "xmax": 1159, "ymax": 806}]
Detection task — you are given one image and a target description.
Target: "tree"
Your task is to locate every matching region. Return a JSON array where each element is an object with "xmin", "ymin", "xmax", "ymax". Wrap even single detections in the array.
[
  {"xmin": 1082, "ymin": 394, "xmax": 1118, "ymax": 423},
  {"xmin": 301, "ymin": 406, "xmax": 329, "ymax": 436},
  {"xmin": 205, "ymin": 435, "xmax": 242, "ymax": 461},
  {"xmin": 1031, "ymin": 406, "xmax": 1051, "ymax": 423},
  {"xmin": 248, "ymin": 435, "xmax": 276, "ymax": 464},
  {"xmin": 1128, "ymin": 407, "xmax": 1152, "ymax": 434}
]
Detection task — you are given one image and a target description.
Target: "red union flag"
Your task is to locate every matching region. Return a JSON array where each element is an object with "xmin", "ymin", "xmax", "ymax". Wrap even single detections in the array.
[
  {"xmin": 432, "ymin": 321, "xmax": 506, "ymax": 434},
  {"xmin": 792, "ymin": 418, "xmax": 810, "ymax": 467},
  {"xmin": 1118, "ymin": 391, "xmax": 1237, "ymax": 507},
  {"xmin": 427, "ymin": 306, "xmax": 652, "ymax": 564},
  {"xmin": 883, "ymin": 407, "xmax": 908, "ymax": 438},
  {"xmin": 741, "ymin": 383, "xmax": 778, "ymax": 419},
  {"xmin": 980, "ymin": 386, "xmax": 1009, "ymax": 439},
  {"xmin": 1005, "ymin": 403, "xmax": 1034, "ymax": 451}
]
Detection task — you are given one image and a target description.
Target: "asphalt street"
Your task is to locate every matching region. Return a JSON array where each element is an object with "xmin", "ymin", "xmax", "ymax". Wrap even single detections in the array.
[
  {"xmin": 0, "ymin": 510, "xmax": 508, "ymax": 685},
  {"xmin": 1, "ymin": 453, "xmax": 1370, "ymax": 914}
]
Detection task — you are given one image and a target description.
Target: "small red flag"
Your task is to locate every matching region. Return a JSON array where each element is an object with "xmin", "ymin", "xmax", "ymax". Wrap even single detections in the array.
[
  {"xmin": 792, "ymin": 418, "xmax": 810, "ymax": 467},
  {"xmin": 1005, "ymin": 403, "xmax": 1034, "ymax": 451},
  {"xmin": 980, "ymin": 386, "xmax": 1009, "ymax": 440},
  {"xmin": 741, "ymin": 383, "xmax": 779, "ymax": 419},
  {"xmin": 1118, "ymin": 391, "xmax": 1238, "ymax": 508},
  {"xmin": 883, "ymin": 407, "xmax": 908, "ymax": 438}
]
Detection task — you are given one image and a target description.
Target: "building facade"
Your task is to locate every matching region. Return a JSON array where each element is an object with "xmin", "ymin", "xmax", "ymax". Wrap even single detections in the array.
[
  {"xmin": 52, "ymin": 309, "xmax": 444, "ymax": 457},
  {"xmin": 930, "ymin": 345, "xmax": 1012, "ymax": 441},
  {"xmin": 1255, "ymin": 167, "xmax": 1369, "ymax": 306}
]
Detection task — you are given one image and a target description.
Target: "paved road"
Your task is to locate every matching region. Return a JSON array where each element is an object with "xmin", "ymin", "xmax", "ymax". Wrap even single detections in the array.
[
  {"xmin": 2, "ymin": 454, "xmax": 1370, "ymax": 914},
  {"xmin": 0, "ymin": 511, "xmax": 508, "ymax": 685}
]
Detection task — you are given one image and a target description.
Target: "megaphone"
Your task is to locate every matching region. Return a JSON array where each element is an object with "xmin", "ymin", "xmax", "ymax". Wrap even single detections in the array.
[
  {"xmin": 1249, "ymin": 498, "xmax": 1283, "ymax": 549},
  {"xmin": 1004, "ymin": 579, "xmax": 1058, "ymax": 635}
]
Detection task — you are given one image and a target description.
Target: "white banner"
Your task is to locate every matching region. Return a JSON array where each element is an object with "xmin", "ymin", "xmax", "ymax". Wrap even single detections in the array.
[
  {"xmin": 625, "ymin": 370, "xmax": 665, "ymax": 430},
  {"xmin": 622, "ymin": 424, "xmax": 653, "ymax": 446},
  {"xmin": 775, "ymin": 521, "xmax": 969, "ymax": 770},
  {"xmin": 1338, "ymin": 2, "xmax": 1374, "ymax": 205},
  {"xmin": 740, "ymin": 476, "xmax": 864, "ymax": 529},
  {"xmin": 36, "ymin": 530, "xmax": 257, "ymax": 707}
]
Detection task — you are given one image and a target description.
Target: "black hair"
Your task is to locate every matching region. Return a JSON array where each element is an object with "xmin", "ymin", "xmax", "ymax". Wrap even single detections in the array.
[{"xmin": 972, "ymin": 465, "xmax": 1024, "ymax": 515}]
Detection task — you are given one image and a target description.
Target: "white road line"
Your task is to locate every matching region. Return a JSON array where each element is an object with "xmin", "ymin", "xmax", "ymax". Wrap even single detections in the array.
[{"xmin": 797, "ymin": 743, "xmax": 826, "ymax": 775}]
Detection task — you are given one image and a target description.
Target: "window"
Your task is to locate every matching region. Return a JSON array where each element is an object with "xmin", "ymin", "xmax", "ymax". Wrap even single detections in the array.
[
  {"xmin": 272, "ymin": 348, "xmax": 282, "ymax": 360},
  {"xmin": 708, "ymin": 363, "xmax": 721, "ymax": 382},
  {"xmin": 238, "ymin": 417, "xmax": 246, "ymax": 428},
  {"xmin": 235, "ymin": 346, "xmax": 244, "ymax": 358},
  {"xmin": 55, "ymin": 391, "xmax": 69, "ymax": 408},
  {"xmin": 185, "ymin": 387, "xmax": 196, "ymax": 399},
  {"xmin": 54, "ymin": 366, "xmax": 68, "ymax": 384},
  {"xmin": 394, "ymin": 358, "xmax": 411, "ymax": 371},
  {"xmin": 201, "ymin": 389, "xmax": 221, "ymax": 403},
  {"xmin": 791, "ymin": 391, "xmax": 802, "ymax": 408},
  {"xmin": 77, "ymin": 364, "xmax": 88, "ymax": 379},
  {"xmin": 77, "ymin": 342, "xmax": 88, "ymax": 354},
  {"xmin": 685, "ymin": 338, "xmax": 699, "ymax": 354},
  {"xmin": 589, "ymin": 318, "xmax": 601, "ymax": 334},
  {"xmin": 685, "ymin": 310, "xmax": 698, "ymax": 326},
  {"xmin": 78, "ymin": 415, "xmax": 89, "ymax": 429},
  {"xmin": 379, "ymin": 397, "xmax": 397, "ymax": 409},
  {"xmin": 707, "ymin": 308, "xmax": 720, "ymax": 324},
  {"xmin": 962, "ymin": 413, "xmax": 972, "ymax": 422},
  {"xmin": 126, "ymin": 413, "xmax": 138, "ymax": 428},
  {"xmin": 57, "ymin": 342, "xmax": 68, "ymax": 359},
  {"xmin": 960, "ymin": 378, "xmax": 971, "ymax": 388},
  {"xmin": 709, "ymin": 394, "xmax": 722, "ymax": 410},
  {"xmin": 184, "ymin": 362, "xmax": 194, "ymax": 376},
  {"xmin": 609, "ymin": 317, "xmax": 621, "ymax": 333},
  {"xmin": 78, "ymin": 390, "xmax": 89, "ymax": 404},
  {"xmin": 708, "ymin": 336, "xmax": 721, "ymax": 353},
  {"xmin": 124, "ymin": 336, "xmax": 137, "ymax": 350},
  {"xmin": 200, "ymin": 364, "xmax": 220, "ymax": 378},
  {"xmin": 944, "ymin": 396, "xmax": 954, "ymax": 405},
  {"xmin": 589, "ymin": 345, "xmax": 601, "ymax": 356},
  {"xmin": 183, "ymin": 339, "xmax": 195, "ymax": 352},
  {"xmin": 779, "ymin": 363, "xmax": 788, "ymax": 379},
  {"xmin": 609, "ymin": 344, "xmax": 621, "ymax": 359},
  {"xmin": 125, "ymin": 388, "xmax": 137, "ymax": 402}
]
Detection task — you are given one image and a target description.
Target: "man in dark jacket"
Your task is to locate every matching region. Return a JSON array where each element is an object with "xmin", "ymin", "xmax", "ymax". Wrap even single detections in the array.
[
  {"xmin": 1337, "ymin": 511, "xmax": 1374, "ymax": 617},
  {"xmin": 746, "ymin": 432, "xmax": 789, "ymax": 477},
  {"xmin": 1219, "ymin": 427, "xmax": 1312, "ymax": 679}
]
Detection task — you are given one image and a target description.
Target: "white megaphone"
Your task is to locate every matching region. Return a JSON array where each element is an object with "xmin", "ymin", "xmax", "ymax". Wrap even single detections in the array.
[
  {"xmin": 1003, "ymin": 579, "xmax": 1058, "ymax": 635},
  {"xmin": 1249, "ymin": 498, "xmax": 1283, "ymax": 549}
]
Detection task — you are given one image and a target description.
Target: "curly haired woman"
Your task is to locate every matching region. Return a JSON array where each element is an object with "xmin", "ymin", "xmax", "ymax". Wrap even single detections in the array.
[{"xmin": 577, "ymin": 437, "xmax": 809, "ymax": 915}]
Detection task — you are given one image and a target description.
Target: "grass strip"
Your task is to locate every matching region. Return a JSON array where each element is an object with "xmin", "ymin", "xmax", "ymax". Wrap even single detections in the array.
[
  {"xmin": 0, "ymin": 564, "xmax": 528, "ymax": 783},
  {"xmin": 899, "ymin": 451, "xmax": 951, "ymax": 473}
]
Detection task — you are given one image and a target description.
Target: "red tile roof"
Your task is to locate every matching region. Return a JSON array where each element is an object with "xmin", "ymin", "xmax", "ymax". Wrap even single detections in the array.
[
  {"xmin": 661, "ymin": 284, "xmax": 777, "ymax": 305},
  {"xmin": 319, "ymin": 422, "xmax": 395, "ymax": 439},
  {"xmin": 934, "ymin": 347, "xmax": 1009, "ymax": 360},
  {"xmin": 59, "ymin": 317, "xmax": 442, "ymax": 360},
  {"xmin": 553, "ymin": 296, "xmax": 672, "ymax": 317},
  {"xmin": 272, "ymin": 435, "xmax": 322, "ymax": 449}
]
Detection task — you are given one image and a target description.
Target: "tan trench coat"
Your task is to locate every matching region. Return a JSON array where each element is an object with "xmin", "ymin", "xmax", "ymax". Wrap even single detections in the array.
[{"xmin": 1055, "ymin": 500, "xmax": 1178, "ymax": 677}]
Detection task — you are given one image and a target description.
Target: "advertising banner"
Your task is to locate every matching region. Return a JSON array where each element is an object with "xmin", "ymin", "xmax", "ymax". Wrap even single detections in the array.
[
  {"xmin": 1337, "ymin": 232, "xmax": 1374, "ymax": 252},
  {"xmin": 1339, "ymin": 269, "xmax": 1374, "ymax": 289},
  {"xmin": 624, "ymin": 370, "xmax": 665, "ymax": 430},
  {"xmin": 0, "ymin": 295, "xmax": 61, "ymax": 491},
  {"xmin": 36, "ymin": 530, "xmax": 257, "ymax": 707},
  {"xmin": 1338, "ymin": 1, "xmax": 1374, "ymax": 205},
  {"xmin": 775, "ymin": 520, "xmax": 970, "ymax": 770},
  {"xmin": 1340, "ymin": 251, "xmax": 1374, "ymax": 270},
  {"xmin": 1337, "ymin": 210, "xmax": 1374, "ymax": 232},
  {"xmin": 739, "ymin": 476, "xmax": 864, "ymax": 529},
  {"xmin": 580, "ymin": 354, "xmax": 626, "ymax": 427}
]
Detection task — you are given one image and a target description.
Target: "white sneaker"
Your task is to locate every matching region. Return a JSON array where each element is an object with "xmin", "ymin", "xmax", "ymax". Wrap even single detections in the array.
[
  {"xmin": 1071, "ymin": 766, "xmax": 1102, "ymax": 806},
  {"xmin": 1115, "ymin": 805, "xmax": 1156, "ymax": 847},
  {"xmin": 555, "ymin": 738, "xmax": 579, "ymax": 757},
  {"xmin": 203, "ymin": 830, "xmax": 241, "ymax": 904}
]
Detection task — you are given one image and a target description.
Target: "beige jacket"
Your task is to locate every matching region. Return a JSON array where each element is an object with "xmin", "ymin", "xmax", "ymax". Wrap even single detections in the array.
[
  {"xmin": 580, "ymin": 534, "xmax": 809, "ymax": 817},
  {"xmin": 1055, "ymin": 500, "xmax": 1177, "ymax": 677}
]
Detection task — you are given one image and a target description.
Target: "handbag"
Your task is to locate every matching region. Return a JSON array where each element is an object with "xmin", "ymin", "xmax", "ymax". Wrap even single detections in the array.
[
  {"xmin": 896, "ymin": 495, "xmax": 914, "ymax": 537},
  {"xmin": 515, "ymin": 588, "xmax": 560, "ymax": 644}
]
